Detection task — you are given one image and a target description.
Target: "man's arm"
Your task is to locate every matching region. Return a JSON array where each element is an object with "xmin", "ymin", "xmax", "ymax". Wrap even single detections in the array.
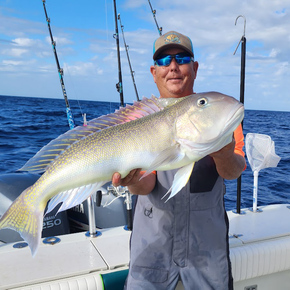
[
  {"xmin": 210, "ymin": 137, "xmax": 246, "ymax": 180},
  {"xmin": 112, "ymin": 169, "xmax": 156, "ymax": 195}
]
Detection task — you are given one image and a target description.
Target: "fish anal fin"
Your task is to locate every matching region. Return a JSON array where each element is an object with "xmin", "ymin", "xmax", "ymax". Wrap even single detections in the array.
[{"xmin": 46, "ymin": 182, "xmax": 105, "ymax": 215}]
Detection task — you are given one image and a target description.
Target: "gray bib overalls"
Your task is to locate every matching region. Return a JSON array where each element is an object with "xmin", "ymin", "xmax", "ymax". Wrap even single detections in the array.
[{"xmin": 125, "ymin": 156, "xmax": 233, "ymax": 290}]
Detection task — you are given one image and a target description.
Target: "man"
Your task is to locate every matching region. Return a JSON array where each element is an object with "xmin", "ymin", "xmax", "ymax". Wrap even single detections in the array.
[{"xmin": 112, "ymin": 31, "xmax": 246, "ymax": 290}]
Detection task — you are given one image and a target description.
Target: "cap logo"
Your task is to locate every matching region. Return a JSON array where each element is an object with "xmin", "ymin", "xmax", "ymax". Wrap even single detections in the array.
[{"xmin": 164, "ymin": 33, "xmax": 181, "ymax": 44}]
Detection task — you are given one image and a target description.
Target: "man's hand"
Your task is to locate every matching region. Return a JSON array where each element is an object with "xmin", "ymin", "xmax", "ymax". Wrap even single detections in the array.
[
  {"xmin": 210, "ymin": 136, "xmax": 246, "ymax": 180},
  {"xmin": 112, "ymin": 169, "xmax": 142, "ymax": 187},
  {"xmin": 210, "ymin": 136, "xmax": 236, "ymax": 160},
  {"xmin": 111, "ymin": 169, "xmax": 156, "ymax": 195}
]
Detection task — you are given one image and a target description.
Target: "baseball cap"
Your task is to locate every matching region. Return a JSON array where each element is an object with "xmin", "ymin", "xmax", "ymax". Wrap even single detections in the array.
[{"xmin": 153, "ymin": 31, "xmax": 194, "ymax": 60}]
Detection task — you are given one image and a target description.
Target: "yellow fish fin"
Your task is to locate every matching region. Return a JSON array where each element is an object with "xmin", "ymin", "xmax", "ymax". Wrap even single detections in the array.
[{"xmin": 0, "ymin": 187, "xmax": 45, "ymax": 257}]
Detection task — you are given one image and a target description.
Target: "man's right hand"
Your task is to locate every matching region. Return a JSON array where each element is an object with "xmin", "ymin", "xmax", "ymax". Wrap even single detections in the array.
[
  {"xmin": 111, "ymin": 169, "xmax": 156, "ymax": 196},
  {"xmin": 112, "ymin": 169, "xmax": 142, "ymax": 187}
]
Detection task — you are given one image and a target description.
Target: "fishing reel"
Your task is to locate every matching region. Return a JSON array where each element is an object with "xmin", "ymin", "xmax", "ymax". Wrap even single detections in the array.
[
  {"xmin": 99, "ymin": 185, "xmax": 133, "ymax": 231},
  {"xmin": 68, "ymin": 183, "xmax": 135, "ymax": 233}
]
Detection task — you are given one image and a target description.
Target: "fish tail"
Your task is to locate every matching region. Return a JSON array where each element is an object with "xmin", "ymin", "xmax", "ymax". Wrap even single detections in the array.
[{"xmin": 0, "ymin": 187, "xmax": 45, "ymax": 257}]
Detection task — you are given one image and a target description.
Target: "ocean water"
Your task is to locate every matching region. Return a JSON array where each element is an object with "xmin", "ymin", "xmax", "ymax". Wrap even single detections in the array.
[{"xmin": 0, "ymin": 95, "xmax": 289, "ymax": 211}]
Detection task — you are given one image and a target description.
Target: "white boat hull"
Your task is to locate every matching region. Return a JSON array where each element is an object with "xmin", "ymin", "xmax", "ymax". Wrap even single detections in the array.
[
  {"xmin": 229, "ymin": 204, "xmax": 290, "ymax": 290},
  {"xmin": 1, "ymin": 204, "xmax": 290, "ymax": 289}
]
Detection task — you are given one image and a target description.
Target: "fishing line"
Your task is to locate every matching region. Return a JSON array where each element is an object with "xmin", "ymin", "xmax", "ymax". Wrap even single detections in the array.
[
  {"xmin": 103, "ymin": 195, "xmax": 123, "ymax": 208},
  {"xmin": 103, "ymin": 185, "xmax": 125, "ymax": 207},
  {"xmin": 105, "ymin": 0, "xmax": 110, "ymax": 43},
  {"xmin": 63, "ymin": 62, "xmax": 86, "ymax": 124}
]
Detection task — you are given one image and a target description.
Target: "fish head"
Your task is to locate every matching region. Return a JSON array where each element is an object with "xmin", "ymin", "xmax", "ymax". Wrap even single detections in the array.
[{"xmin": 175, "ymin": 92, "xmax": 244, "ymax": 156}]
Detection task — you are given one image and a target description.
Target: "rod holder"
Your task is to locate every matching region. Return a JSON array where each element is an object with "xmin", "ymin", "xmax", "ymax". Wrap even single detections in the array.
[{"xmin": 86, "ymin": 195, "xmax": 101, "ymax": 238}]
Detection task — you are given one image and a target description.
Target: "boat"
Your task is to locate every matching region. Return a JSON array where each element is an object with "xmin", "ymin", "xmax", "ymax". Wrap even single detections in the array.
[
  {"xmin": 1, "ymin": 187, "xmax": 290, "ymax": 290},
  {"xmin": 1, "ymin": 4, "xmax": 289, "ymax": 290}
]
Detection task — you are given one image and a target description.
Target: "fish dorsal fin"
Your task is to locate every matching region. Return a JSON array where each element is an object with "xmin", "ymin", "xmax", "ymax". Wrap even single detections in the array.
[{"xmin": 19, "ymin": 95, "xmax": 164, "ymax": 173}]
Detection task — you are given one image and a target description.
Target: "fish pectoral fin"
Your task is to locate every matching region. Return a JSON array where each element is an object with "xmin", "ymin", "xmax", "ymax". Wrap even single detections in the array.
[
  {"xmin": 162, "ymin": 162, "xmax": 195, "ymax": 202},
  {"xmin": 46, "ymin": 182, "xmax": 105, "ymax": 215},
  {"xmin": 140, "ymin": 146, "xmax": 183, "ymax": 180}
]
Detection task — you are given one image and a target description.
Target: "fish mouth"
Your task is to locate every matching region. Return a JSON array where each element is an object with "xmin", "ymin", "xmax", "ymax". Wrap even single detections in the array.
[
  {"xmin": 224, "ymin": 103, "xmax": 244, "ymax": 132},
  {"xmin": 206, "ymin": 102, "xmax": 244, "ymax": 142},
  {"xmin": 191, "ymin": 103, "xmax": 244, "ymax": 155}
]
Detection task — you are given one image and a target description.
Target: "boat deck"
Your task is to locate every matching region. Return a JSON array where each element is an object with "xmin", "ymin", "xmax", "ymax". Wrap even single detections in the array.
[
  {"xmin": 0, "ymin": 226, "xmax": 130, "ymax": 290},
  {"xmin": 1, "ymin": 204, "xmax": 290, "ymax": 290},
  {"xmin": 229, "ymin": 204, "xmax": 290, "ymax": 290}
]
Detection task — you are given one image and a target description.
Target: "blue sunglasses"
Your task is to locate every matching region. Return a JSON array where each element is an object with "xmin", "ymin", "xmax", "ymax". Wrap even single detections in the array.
[{"xmin": 154, "ymin": 53, "xmax": 194, "ymax": 67}]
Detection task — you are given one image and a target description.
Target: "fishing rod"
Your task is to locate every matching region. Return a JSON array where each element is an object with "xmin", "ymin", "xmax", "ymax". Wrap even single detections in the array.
[
  {"xmin": 112, "ymin": 0, "xmax": 133, "ymax": 230},
  {"xmin": 233, "ymin": 15, "xmax": 246, "ymax": 215},
  {"xmin": 147, "ymin": 0, "xmax": 162, "ymax": 35},
  {"xmin": 42, "ymin": 0, "xmax": 75, "ymax": 129},
  {"xmin": 118, "ymin": 13, "xmax": 140, "ymax": 102},
  {"xmin": 113, "ymin": 0, "xmax": 124, "ymax": 107}
]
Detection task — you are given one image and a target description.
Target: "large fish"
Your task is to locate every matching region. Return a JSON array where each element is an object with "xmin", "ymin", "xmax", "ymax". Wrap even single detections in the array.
[{"xmin": 0, "ymin": 92, "xmax": 244, "ymax": 256}]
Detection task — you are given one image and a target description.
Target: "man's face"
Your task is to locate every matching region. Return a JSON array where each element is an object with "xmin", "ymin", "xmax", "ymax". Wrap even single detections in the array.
[{"xmin": 150, "ymin": 48, "xmax": 199, "ymax": 99}]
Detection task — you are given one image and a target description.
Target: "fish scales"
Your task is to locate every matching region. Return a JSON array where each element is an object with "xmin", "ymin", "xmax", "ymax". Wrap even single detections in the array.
[{"xmin": 0, "ymin": 92, "xmax": 244, "ymax": 256}]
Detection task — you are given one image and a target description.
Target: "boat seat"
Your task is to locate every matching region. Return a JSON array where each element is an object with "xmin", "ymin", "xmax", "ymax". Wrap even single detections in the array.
[
  {"xmin": 228, "ymin": 204, "xmax": 290, "ymax": 282},
  {"xmin": 231, "ymin": 235, "xmax": 290, "ymax": 282}
]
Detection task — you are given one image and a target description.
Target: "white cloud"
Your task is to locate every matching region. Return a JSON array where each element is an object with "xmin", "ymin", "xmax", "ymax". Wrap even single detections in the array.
[
  {"xmin": 13, "ymin": 38, "xmax": 38, "ymax": 47},
  {"xmin": 2, "ymin": 48, "xmax": 28, "ymax": 57},
  {"xmin": 0, "ymin": 59, "xmax": 37, "ymax": 73},
  {"xmin": 274, "ymin": 61, "xmax": 289, "ymax": 77},
  {"xmin": 123, "ymin": 0, "xmax": 146, "ymax": 9},
  {"xmin": 2, "ymin": 60, "xmax": 26, "ymax": 66},
  {"xmin": 64, "ymin": 62, "xmax": 103, "ymax": 76},
  {"xmin": 0, "ymin": 0, "xmax": 289, "ymax": 110},
  {"xmin": 45, "ymin": 36, "xmax": 73, "ymax": 46}
]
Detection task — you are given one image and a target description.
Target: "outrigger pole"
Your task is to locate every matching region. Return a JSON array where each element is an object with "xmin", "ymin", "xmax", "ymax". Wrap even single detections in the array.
[
  {"xmin": 113, "ymin": 0, "xmax": 125, "ymax": 107},
  {"xmin": 147, "ymin": 0, "xmax": 162, "ymax": 35},
  {"xmin": 42, "ymin": 0, "xmax": 75, "ymax": 129},
  {"xmin": 118, "ymin": 13, "xmax": 140, "ymax": 102},
  {"xmin": 233, "ymin": 15, "xmax": 246, "ymax": 214}
]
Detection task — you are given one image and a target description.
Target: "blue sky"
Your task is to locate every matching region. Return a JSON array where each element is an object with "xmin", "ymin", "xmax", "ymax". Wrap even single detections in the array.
[{"xmin": 0, "ymin": 0, "xmax": 289, "ymax": 111}]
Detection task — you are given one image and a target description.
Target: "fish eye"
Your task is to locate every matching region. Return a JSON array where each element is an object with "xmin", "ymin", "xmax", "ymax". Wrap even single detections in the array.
[{"xmin": 197, "ymin": 98, "xmax": 208, "ymax": 107}]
